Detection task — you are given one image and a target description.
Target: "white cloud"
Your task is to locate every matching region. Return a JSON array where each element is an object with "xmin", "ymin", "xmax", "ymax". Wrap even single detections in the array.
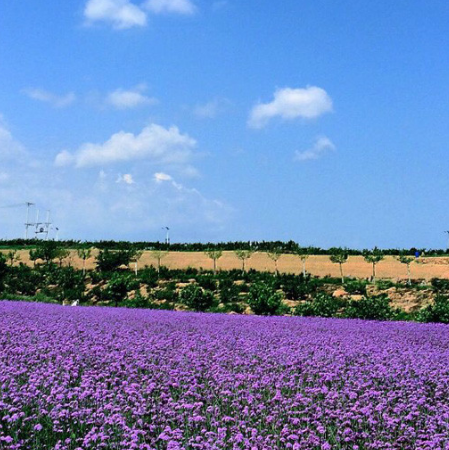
[
  {"xmin": 23, "ymin": 88, "xmax": 76, "ymax": 108},
  {"xmin": 55, "ymin": 123, "xmax": 196, "ymax": 168},
  {"xmin": 193, "ymin": 98, "xmax": 230, "ymax": 119},
  {"xmin": 116, "ymin": 173, "xmax": 135, "ymax": 184},
  {"xmin": 105, "ymin": 85, "xmax": 157, "ymax": 109},
  {"xmin": 84, "ymin": 0, "xmax": 147, "ymax": 29},
  {"xmin": 0, "ymin": 120, "xmax": 27, "ymax": 161},
  {"xmin": 294, "ymin": 136, "xmax": 336, "ymax": 162},
  {"xmin": 248, "ymin": 86, "xmax": 333, "ymax": 129},
  {"xmin": 154, "ymin": 172, "xmax": 172, "ymax": 183},
  {"xmin": 145, "ymin": 0, "xmax": 196, "ymax": 15}
]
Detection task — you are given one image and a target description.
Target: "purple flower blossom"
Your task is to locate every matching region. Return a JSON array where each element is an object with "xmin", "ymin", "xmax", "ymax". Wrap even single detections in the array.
[{"xmin": 0, "ymin": 301, "xmax": 448, "ymax": 449}]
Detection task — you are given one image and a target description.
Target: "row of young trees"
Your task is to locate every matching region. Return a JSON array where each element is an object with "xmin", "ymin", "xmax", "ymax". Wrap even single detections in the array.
[{"xmin": 3, "ymin": 243, "xmax": 422, "ymax": 283}]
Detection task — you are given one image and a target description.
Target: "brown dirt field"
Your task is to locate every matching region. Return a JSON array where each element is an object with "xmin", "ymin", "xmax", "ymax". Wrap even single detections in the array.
[{"xmin": 6, "ymin": 250, "xmax": 449, "ymax": 280}]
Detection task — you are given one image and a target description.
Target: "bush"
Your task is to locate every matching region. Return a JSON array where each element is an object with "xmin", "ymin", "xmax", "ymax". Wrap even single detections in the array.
[
  {"xmin": 247, "ymin": 282, "xmax": 283, "ymax": 315},
  {"xmin": 417, "ymin": 294, "xmax": 449, "ymax": 324},
  {"xmin": 294, "ymin": 293, "xmax": 343, "ymax": 318},
  {"xmin": 344, "ymin": 278, "xmax": 367, "ymax": 295},
  {"xmin": 218, "ymin": 278, "xmax": 240, "ymax": 303},
  {"xmin": 179, "ymin": 284, "xmax": 216, "ymax": 312},
  {"xmin": 196, "ymin": 274, "xmax": 217, "ymax": 291},
  {"xmin": 96, "ymin": 249, "xmax": 135, "ymax": 272},
  {"xmin": 343, "ymin": 294, "xmax": 397, "ymax": 321},
  {"xmin": 279, "ymin": 273, "xmax": 317, "ymax": 300},
  {"xmin": 430, "ymin": 278, "xmax": 449, "ymax": 292}
]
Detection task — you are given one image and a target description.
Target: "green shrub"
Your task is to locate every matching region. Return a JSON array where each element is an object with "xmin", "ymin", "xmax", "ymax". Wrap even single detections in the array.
[
  {"xmin": 218, "ymin": 279, "xmax": 240, "ymax": 303},
  {"xmin": 279, "ymin": 273, "xmax": 317, "ymax": 300},
  {"xmin": 153, "ymin": 287, "xmax": 178, "ymax": 302},
  {"xmin": 343, "ymin": 294, "xmax": 397, "ymax": 321},
  {"xmin": 247, "ymin": 282, "xmax": 283, "ymax": 315},
  {"xmin": 375, "ymin": 279, "xmax": 396, "ymax": 290},
  {"xmin": 344, "ymin": 278, "xmax": 367, "ymax": 295},
  {"xmin": 179, "ymin": 284, "xmax": 216, "ymax": 312},
  {"xmin": 430, "ymin": 278, "xmax": 449, "ymax": 292},
  {"xmin": 294, "ymin": 293, "xmax": 344, "ymax": 318},
  {"xmin": 417, "ymin": 294, "xmax": 449, "ymax": 323}
]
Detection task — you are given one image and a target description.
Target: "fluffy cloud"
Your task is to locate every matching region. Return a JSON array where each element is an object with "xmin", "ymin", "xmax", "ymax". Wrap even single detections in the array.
[
  {"xmin": 84, "ymin": 0, "xmax": 147, "ymax": 29},
  {"xmin": 248, "ymin": 86, "xmax": 333, "ymax": 128},
  {"xmin": 294, "ymin": 136, "xmax": 336, "ymax": 162},
  {"xmin": 55, "ymin": 123, "xmax": 196, "ymax": 168},
  {"xmin": 105, "ymin": 86, "xmax": 157, "ymax": 109},
  {"xmin": 0, "ymin": 120, "xmax": 27, "ymax": 161},
  {"xmin": 144, "ymin": 0, "xmax": 196, "ymax": 15},
  {"xmin": 154, "ymin": 172, "xmax": 173, "ymax": 183},
  {"xmin": 23, "ymin": 88, "xmax": 76, "ymax": 108},
  {"xmin": 84, "ymin": 0, "xmax": 196, "ymax": 29}
]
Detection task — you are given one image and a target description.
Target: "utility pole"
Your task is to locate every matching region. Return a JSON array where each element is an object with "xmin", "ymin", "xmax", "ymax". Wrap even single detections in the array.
[
  {"xmin": 24, "ymin": 202, "xmax": 35, "ymax": 239},
  {"xmin": 445, "ymin": 231, "xmax": 449, "ymax": 252},
  {"xmin": 163, "ymin": 227, "xmax": 170, "ymax": 245}
]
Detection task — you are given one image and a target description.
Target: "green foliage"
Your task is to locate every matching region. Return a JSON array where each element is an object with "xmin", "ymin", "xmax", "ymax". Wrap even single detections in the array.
[
  {"xmin": 153, "ymin": 286, "xmax": 178, "ymax": 302},
  {"xmin": 247, "ymin": 282, "xmax": 283, "ymax": 315},
  {"xmin": 196, "ymin": 274, "xmax": 218, "ymax": 291},
  {"xmin": 278, "ymin": 273, "xmax": 317, "ymax": 300},
  {"xmin": 344, "ymin": 278, "xmax": 368, "ymax": 295},
  {"xmin": 329, "ymin": 248, "xmax": 349, "ymax": 265},
  {"xmin": 138, "ymin": 266, "xmax": 159, "ymax": 288},
  {"xmin": 430, "ymin": 278, "xmax": 449, "ymax": 292},
  {"xmin": 343, "ymin": 294, "xmax": 398, "ymax": 321},
  {"xmin": 179, "ymin": 284, "xmax": 216, "ymax": 312},
  {"xmin": 104, "ymin": 272, "xmax": 133, "ymax": 306},
  {"xmin": 218, "ymin": 278, "xmax": 240, "ymax": 303},
  {"xmin": 375, "ymin": 279, "xmax": 396, "ymax": 290},
  {"xmin": 96, "ymin": 249, "xmax": 135, "ymax": 272},
  {"xmin": 33, "ymin": 241, "xmax": 62, "ymax": 265},
  {"xmin": 416, "ymin": 294, "xmax": 449, "ymax": 324},
  {"xmin": 294, "ymin": 292, "xmax": 344, "ymax": 318}
]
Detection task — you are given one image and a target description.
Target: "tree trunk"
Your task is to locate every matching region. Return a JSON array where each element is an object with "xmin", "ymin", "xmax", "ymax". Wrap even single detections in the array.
[
  {"xmin": 407, "ymin": 264, "xmax": 411, "ymax": 285},
  {"xmin": 82, "ymin": 259, "xmax": 86, "ymax": 276},
  {"xmin": 302, "ymin": 260, "xmax": 306, "ymax": 277},
  {"xmin": 213, "ymin": 259, "xmax": 217, "ymax": 275},
  {"xmin": 135, "ymin": 261, "xmax": 138, "ymax": 276},
  {"xmin": 340, "ymin": 263, "xmax": 344, "ymax": 284},
  {"xmin": 372, "ymin": 262, "xmax": 376, "ymax": 283}
]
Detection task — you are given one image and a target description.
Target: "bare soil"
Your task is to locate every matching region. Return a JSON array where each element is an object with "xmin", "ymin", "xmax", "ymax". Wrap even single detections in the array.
[{"xmin": 9, "ymin": 250, "xmax": 449, "ymax": 280}]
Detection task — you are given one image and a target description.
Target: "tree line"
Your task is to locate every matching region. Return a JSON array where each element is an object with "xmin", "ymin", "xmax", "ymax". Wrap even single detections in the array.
[{"xmin": 0, "ymin": 238, "xmax": 447, "ymax": 256}]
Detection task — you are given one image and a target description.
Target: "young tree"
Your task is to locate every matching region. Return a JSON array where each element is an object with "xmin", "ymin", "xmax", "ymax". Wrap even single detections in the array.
[
  {"xmin": 130, "ymin": 250, "xmax": 144, "ymax": 276},
  {"xmin": 363, "ymin": 248, "xmax": 385, "ymax": 282},
  {"xmin": 329, "ymin": 248, "xmax": 349, "ymax": 283},
  {"xmin": 234, "ymin": 249, "xmax": 253, "ymax": 274},
  {"xmin": 34, "ymin": 241, "xmax": 61, "ymax": 266},
  {"xmin": 267, "ymin": 249, "xmax": 282, "ymax": 275},
  {"xmin": 6, "ymin": 250, "xmax": 21, "ymax": 267},
  {"xmin": 105, "ymin": 272, "xmax": 131, "ymax": 307},
  {"xmin": 150, "ymin": 250, "xmax": 169, "ymax": 274},
  {"xmin": 396, "ymin": 253, "xmax": 414, "ymax": 285},
  {"xmin": 55, "ymin": 248, "xmax": 71, "ymax": 268},
  {"xmin": 295, "ymin": 247, "xmax": 310, "ymax": 277},
  {"xmin": 205, "ymin": 250, "xmax": 223, "ymax": 275},
  {"xmin": 29, "ymin": 248, "xmax": 39, "ymax": 268},
  {"xmin": 77, "ymin": 247, "xmax": 92, "ymax": 276}
]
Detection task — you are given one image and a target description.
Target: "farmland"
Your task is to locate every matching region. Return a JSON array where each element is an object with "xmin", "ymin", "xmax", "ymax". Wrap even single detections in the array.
[
  {"xmin": 0, "ymin": 301, "xmax": 448, "ymax": 450},
  {"xmin": 8, "ymin": 249, "xmax": 449, "ymax": 280}
]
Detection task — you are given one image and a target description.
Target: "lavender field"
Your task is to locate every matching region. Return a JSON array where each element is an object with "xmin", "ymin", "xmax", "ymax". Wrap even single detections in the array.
[{"xmin": 0, "ymin": 302, "xmax": 448, "ymax": 450}]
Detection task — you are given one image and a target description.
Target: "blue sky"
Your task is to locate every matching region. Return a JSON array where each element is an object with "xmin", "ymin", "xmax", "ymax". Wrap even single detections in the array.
[{"xmin": 1, "ymin": 0, "xmax": 449, "ymax": 248}]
